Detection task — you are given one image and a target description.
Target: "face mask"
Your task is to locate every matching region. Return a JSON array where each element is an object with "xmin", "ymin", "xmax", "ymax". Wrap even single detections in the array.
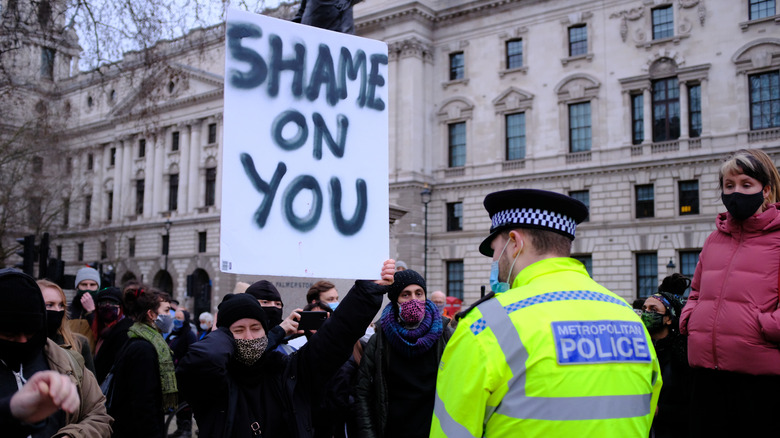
[
  {"xmin": 721, "ymin": 191, "xmax": 765, "ymax": 220},
  {"xmin": 436, "ymin": 303, "xmax": 446, "ymax": 314},
  {"xmin": 641, "ymin": 311, "xmax": 666, "ymax": 333},
  {"xmin": 234, "ymin": 336, "xmax": 268, "ymax": 366},
  {"xmin": 98, "ymin": 306, "xmax": 120, "ymax": 324},
  {"xmin": 490, "ymin": 237, "xmax": 522, "ymax": 293},
  {"xmin": 200, "ymin": 322, "xmax": 211, "ymax": 331},
  {"xmin": 155, "ymin": 312, "xmax": 174, "ymax": 333},
  {"xmin": 261, "ymin": 306, "xmax": 283, "ymax": 328},
  {"xmin": 399, "ymin": 299, "xmax": 426, "ymax": 324},
  {"xmin": 77, "ymin": 289, "xmax": 97, "ymax": 298},
  {"xmin": 173, "ymin": 319, "xmax": 184, "ymax": 330},
  {"xmin": 46, "ymin": 310, "xmax": 64, "ymax": 338},
  {"xmin": 0, "ymin": 336, "xmax": 43, "ymax": 370},
  {"xmin": 328, "ymin": 301, "xmax": 339, "ymax": 311}
]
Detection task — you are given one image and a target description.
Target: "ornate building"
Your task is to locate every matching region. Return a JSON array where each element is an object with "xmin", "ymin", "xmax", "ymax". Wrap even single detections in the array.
[{"xmin": 3, "ymin": 0, "xmax": 779, "ymax": 313}]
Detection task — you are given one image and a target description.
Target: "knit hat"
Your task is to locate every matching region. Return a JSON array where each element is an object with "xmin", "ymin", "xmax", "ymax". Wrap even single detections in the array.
[
  {"xmin": 0, "ymin": 269, "xmax": 46, "ymax": 333},
  {"xmin": 96, "ymin": 287, "xmax": 123, "ymax": 305},
  {"xmin": 387, "ymin": 269, "xmax": 426, "ymax": 303},
  {"xmin": 217, "ymin": 293, "xmax": 268, "ymax": 330},
  {"xmin": 75, "ymin": 267, "xmax": 101, "ymax": 289},
  {"xmin": 245, "ymin": 280, "xmax": 283, "ymax": 307}
]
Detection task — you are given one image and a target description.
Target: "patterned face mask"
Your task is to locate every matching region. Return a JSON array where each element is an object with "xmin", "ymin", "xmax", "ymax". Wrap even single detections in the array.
[
  {"xmin": 234, "ymin": 336, "xmax": 269, "ymax": 366},
  {"xmin": 399, "ymin": 299, "xmax": 426, "ymax": 325}
]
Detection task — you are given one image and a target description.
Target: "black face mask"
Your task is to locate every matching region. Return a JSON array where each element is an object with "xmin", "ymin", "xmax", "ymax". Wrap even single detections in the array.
[
  {"xmin": 46, "ymin": 310, "xmax": 65, "ymax": 338},
  {"xmin": 722, "ymin": 191, "xmax": 765, "ymax": 220},
  {"xmin": 262, "ymin": 306, "xmax": 283, "ymax": 328},
  {"xmin": 0, "ymin": 336, "xmax": 43, "ymax": 371}
]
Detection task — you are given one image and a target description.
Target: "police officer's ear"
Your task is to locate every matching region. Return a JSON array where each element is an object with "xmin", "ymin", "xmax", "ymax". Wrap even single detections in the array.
[{"xmin": 507, "ymin": 229, "xmax": 526, "ymax": 258}]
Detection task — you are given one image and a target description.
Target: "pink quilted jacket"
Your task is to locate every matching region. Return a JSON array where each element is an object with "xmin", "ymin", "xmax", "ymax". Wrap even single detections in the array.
[{"xmin": 679, "ymin": 203, "xmax": 780, "ymax": 375}]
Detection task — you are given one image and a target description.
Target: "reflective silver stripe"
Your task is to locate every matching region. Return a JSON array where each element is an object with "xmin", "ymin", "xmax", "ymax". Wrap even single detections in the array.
[
  {"xmin": 434, "ymin": 390, "xmax": 478, "ymax": 437},
  {"xmin": 474, "ymin": 292, "xmax": 653, "ymax": 423}
]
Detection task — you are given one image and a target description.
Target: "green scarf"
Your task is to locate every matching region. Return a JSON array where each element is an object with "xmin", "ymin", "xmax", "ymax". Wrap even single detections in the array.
[{"xmin": 128, "ymin": 322, "xmax": 178, "ymax": 410}]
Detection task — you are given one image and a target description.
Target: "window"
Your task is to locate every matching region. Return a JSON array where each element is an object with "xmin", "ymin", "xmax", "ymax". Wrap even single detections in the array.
[
  {"xmin": 652, "ymin": 6, "xmax": 674, "ymax": 40},
  {"xmin": 77, "ymin": 242, "xmax": 84, "ymax": 262},
  {"xmin": 749, "ymin": 71, "xmax": 780, "ymax": 130},
  {"xmin": 652, "ymin": 77, "xmax": 680, "ymax": 142},
  {"xmin": 569, "ymin": 102, "xmax": 592, "ymax": 152},
  {"xmin": 107, "ymin": 191, "xmax": 113, "ymax": 222},
  {"xmin": 205, "ymin": 168, "xmax": 217, "ymax": 207},
  {"xmin": 40, "ymin": 47, "xmax": 54, "ymax": 80},
  {"xmin": 569, "ymin": 190, "xmax": 590, "ymax": 222},
  {"xmin": 87, "ymin": 153, "xmax": 93, "ymax": 171},
  {"xmin": 138, "ymin": 139, "xmax": 146, "ymax": 158},
  {"xmin": 448, "ymin": 122, "xmax": 466, "ymax": 167},
  {"xmin": 506, "ymin": 113, "xmax": 526, "ymax": 160},
  {"xmin": 506, "ymin": 40, "xmax": 523, "ymax": 70},
  {"xmin": 109, "ymin": 147, "xmax": 116, "ymax": 166},
  {"xmin": 172, "ymin": 131, "xmax": 180, "ymax": 151},
  {"xmin": 84, "ymin": 195, "xmax": 92, "ymax": 224},
  {"xmin": 32, "ymin": 156, "xmax": 43, "ymax": 173},
  {"xmin": 169, "ymin": 174, "xmax": 179, "ymax": 212},
  {"xmin": 162, "ymin": 235, "xmax": 169, "ymax": 256},
  {"xmin": 446, "ymin": 260, "xmax": 464, "ymax": 300},
  {"xmin": 688, "ymin": 84, "xmax": 702, "ymax": 138},
  {"xmin": 28, "ymin": 197, "xmax": 41, "ymax": 225},
  {"xmin": 63, "ymin": 197, "xmax": 70, "ymax": 228},
  {"xmin": 573, "ymin": 255, "xmax": 593, "ymax": 277},
  {"xmin": 636, "ymin": 184, "xmax": 654, "ymax": 218},
  {"xmin": 631, "ymin": 93, "xmax": 644, "ymax": 145},
  {"xmin": 208, "ymin": 123, "xmax": 217, "ymax": 144},
  {"xmin": 449, "ymin": 52, "xmax": 464, "ymax": 80},
  {"xmin": 66, "ymin": 158, "xmax": 72, "ymax": 174},
  {"xmin": 446, "ymin": 202, "xmax": 463, "ymax": 232},
  {"xmin": 750, "ymin": 0, "xmax": 776, "ymax": 20},
  {"xmin": 100, "ymin": 241, "xmax": 107, "ymax": 260},
  {"xmin": 637, "ymin": 253, "xmax": 658, "ymax": 299},
  {"xmin": 198, "ymin": 231, "xmax": 207, "ymax": 253},
  {"xmin": 680, "ymin": 250, "xmax": 701, "ymax": 297},
  {"xmin": 37, "ymin": 0, "xmax": 51, "ymax": 25},
  {"xmin": 679, "ymin": 180, "xmax": 699, "ymax": 215},
  {"xmin": 136, "ymin": 180, "xmax": 144, "ymax": 215},
  {"xmin": 128, "ymin": 237, "xmax": 135, "ymax": 258},
  {"xmin": 56, "ymin": 245, "xmax": 62, "ymax": 259},
  {"xmin": 568, "ymin": 24, "xmax": 587, "ymax": 57}
]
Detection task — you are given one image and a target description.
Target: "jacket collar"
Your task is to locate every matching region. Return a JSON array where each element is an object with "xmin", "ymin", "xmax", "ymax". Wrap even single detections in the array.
[
  {"xmin": 716, "ymin": 202, "xmax": 780, "ymax": 235},
  {"xmin": 511, "ymin": 257, "xmax": 588, "ymax": 290}
]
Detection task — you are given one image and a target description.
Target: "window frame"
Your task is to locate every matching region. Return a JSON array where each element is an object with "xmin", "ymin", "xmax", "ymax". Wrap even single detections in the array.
[
  {"xmin": 138, "ymin": 139, "xmax": 146, "ymax": 158},
  {"xmin": 448, "ymin": 122, "xmax": 467, "ymax": 168},
  {"xmin": 505, "ymin": 112, "xmax": 526, "ymax": 161},
  {"xmin": 749, "ymin": 0, "xmax": 776, "ymax": 20},
  {"xmin": 205, "ymin": 168, "xmax": 217, "ymax": 207},
  {"xmin": 748, "ymin": 70, "xmax": 780, "ymax": 130},
  {"xmin": 449, "ymin": 52, "xmax": 465, "ymax": 81},
  {"xmin": 568, "ymin": 190, "xmax": 590, "ymax": 222},
  {"xmin": 679, "ymin": 250, "xmax": 701, "ymax": 297},
  {"xmin": 652, "ymin": 77, "xmax": 681, "ymax": 142},
  {"xmin": 678, "ymin": 180, "xmax": 699, "ymax": 216},
  {"xmin": 135, "ymin": 179, "xmax": 145, "ymax": 215},
  {"xmin": 172, "ymin": 131, "xmax": 180, "ymax": 152},
  {"xmin": 635, "ymin": 184, "xmax": 655, "ymax": 219},
  {"xmin": 652, "ymin": 5, "xmax": 674, "ymax": 40},
  {"xmin": 446, "ymin": 260, "xmax": 464, "ymax": 300},
  {"xmin": 568, "ymin": 101, "xmax": 592, "ymax": 153},
  {"xmin": 688, "ymin": 83, "xmax": 702, "ymax": 138},
  {"xmin": 568, "ymin": 24, "xmax": 588, "ymax": 57},
  {"xmin": 40, "ymin": 47, "xmax": 55, "ymax": 80},
  {"xmin": 198, "ymin": 231, "xmax": 207, "ymax": 253},
  {"xmin": 506, "ymin": 39, "xmax": 523, "ymax": 70},
  {"xmin": 631, "ymin": 93, "xmax": 644, "ymax": 145},
  {"xmin": 208, "ymin": 123, "xmax": 218, "ymax": 144},
  {"xmin": 446, "ymin": 202, "xmax": 463, "ymax": 232},
  {"xmin": 636, "ymin": 252, "xmax": 658, "ymax": 299},
  {"xmin": 106, "ymin": 191, "xmax": 113, "ymax": 222},
  {"xmin": 169, "ymin": 173, "xmax": 179, "ymax": 212}
]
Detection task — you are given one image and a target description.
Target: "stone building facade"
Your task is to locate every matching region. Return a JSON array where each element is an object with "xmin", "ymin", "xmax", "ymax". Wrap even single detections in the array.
[{"xmin": 4, "ymin": 0, "xmax": 779, "ymax": 313}]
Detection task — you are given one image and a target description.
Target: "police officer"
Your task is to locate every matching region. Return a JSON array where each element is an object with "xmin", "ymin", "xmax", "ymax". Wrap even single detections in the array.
[{"xmin": 431, "ymin": 189, "xmax": 662, "ymax": 437}]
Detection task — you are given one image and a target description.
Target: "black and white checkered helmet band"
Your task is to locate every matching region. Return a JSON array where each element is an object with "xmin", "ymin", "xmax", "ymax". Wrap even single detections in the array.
[{"xmin": 491, "ymin": 208, "xmax": 577, "ymax": 238}]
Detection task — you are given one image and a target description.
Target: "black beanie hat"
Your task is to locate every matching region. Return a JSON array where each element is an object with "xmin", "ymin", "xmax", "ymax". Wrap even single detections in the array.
[
  {"xmin": 245, "ymin": 280, "xmax": 283, "ymax": 307},
  {"xmin": 0, "ymin": 269, "xmax": 45, "ymax": 333},
  {"xmin": 217, "ymin": 293, "xmax": 269, "ymax": 330},
  {"xmin": 96, "ymin": 287, "xmax": 123, "ymax": 305},
  {"xmin": 387, "ymin": 269, "xmax": 427, "ymax": 303}
]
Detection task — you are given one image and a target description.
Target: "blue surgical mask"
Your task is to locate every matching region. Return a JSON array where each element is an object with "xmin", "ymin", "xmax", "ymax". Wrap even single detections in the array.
[
  {"xmin": 173, "ymin": 319, "xmax": 183, "ymax": 330},
  {"xmin": 489, "ymin": 237, "xmax": 522, "ymax": 293},
  {"xmin": 328, "ymin": 301, "xmax": 339, "ymax": 311}
]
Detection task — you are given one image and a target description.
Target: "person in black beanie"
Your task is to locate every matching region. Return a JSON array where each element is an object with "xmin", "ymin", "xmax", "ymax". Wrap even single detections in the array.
[
  {"xmin": 246, "ymin": 280, "xmax": 298, "ymax": 355},
  {"xmin": 176, "ymin": 260, "xmax": 395, "ymax": 438},
  {"xmin": 355, "ymin": 269, "xmax": 454, "ymax": 438},
  {"xmin": 0, "ymin": 268, "xmax": 112, "ymax": 437},
  {"xmin": 93, "ymin": 286, "xmax": 133, "ymax": 385}
]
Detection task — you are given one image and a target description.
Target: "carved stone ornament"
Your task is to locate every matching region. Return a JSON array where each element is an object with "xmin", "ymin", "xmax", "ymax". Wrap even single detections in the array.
[
  {"xmin": 609, "ymin": 7, "xmax": 645, "ymax": 42},
  {"xmin": 677, "ymin": 0, "xmax": 699, "ymax": 9},
  {"xmin": 678, "ymin": 17, "xmax": 693, "ymax": 35}
]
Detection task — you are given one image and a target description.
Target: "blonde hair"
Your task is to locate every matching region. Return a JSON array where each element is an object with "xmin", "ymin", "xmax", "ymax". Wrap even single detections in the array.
[
  {"xmin": 36, "ymin": 279, "xmax": 78, "ymax": 349},
  {"xmin": 719, "ymin": 149, "xmax": 780, "ymax": 207}
]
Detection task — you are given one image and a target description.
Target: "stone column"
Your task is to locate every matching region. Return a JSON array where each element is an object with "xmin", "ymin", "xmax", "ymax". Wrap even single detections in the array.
[
  {"xmin": 700, "ymin": 78, "xmax": 710, "ymax": 136},
  {"xmin": 152, "ymin": 130, "xmax": 165, "ymax": 215},
  {"xmin": 143, "ymin": 134, "xmax": 154, "ymax": 218},
  {"xmin": 642, "ymin": 87, "xmax": 652, "ymax": 144},
  {"xmin": 112, "ymin": 142, "xmax": 122, "ymax": 222},
  {"xmin": 214, "ymin": 116, "xmax": 224, "ymax": 209},
  {"xmin": 679, "ymin": 81, "xmax": 689, "ymax": 139},
  {"xmin": 179, "ymin": 124, "xmax": 191, "ymax": 213},
  {"xmin": 92, "ymin": 148, "xmax": 104, "ymax": 223},
  {"xmin": 188, "ymin": 120, "xmax": 203, "ymax": 213}
]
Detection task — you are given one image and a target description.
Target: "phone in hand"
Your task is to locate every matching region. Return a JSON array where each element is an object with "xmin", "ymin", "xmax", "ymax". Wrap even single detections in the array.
[{"xmin": 298, "ymin": 311, "xmax": 328, "ymax": 331}]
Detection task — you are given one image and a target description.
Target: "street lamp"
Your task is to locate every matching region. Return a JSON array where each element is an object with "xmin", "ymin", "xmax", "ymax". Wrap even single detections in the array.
[
  {"xmin": 666, "ymin": 257, "xmax": 676, "ymax": 275},
  {"xmin": 420, "ymin": 187, "xmax": 432, "ymax": 278},
  {"xmin": 163, "ymin": 219, "xmax": 172, "ymax": 271}
]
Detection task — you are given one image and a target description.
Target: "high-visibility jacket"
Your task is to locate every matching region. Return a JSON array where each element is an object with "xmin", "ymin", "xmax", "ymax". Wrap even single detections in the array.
[{"xmin": 431, "ymin": 257, "xmax": 662, "ymax": 437}]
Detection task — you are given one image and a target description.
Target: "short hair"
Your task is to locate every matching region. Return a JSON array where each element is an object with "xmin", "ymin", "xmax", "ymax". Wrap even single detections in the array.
[
  {"xmin": 123, "ymin": 286, "xmax": 167, "ymax": 323},
  {"xmin": 306, "ymin": 280, "xmax": 335, "ymax": 304},
  {"xmin": 720, "ymin": 149, "xmax": 780, "ymax": 205},
  {"xmin": 502, "ymin": 228, "xmax": 571, "ymax": 257},
  {"xmin": 303, "ymin": 301, "xmax": 331, "ymax": 313}
]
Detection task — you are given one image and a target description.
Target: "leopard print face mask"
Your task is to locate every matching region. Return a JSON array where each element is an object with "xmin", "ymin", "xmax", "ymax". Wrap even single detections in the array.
[{"xmin": 234, "ymin": 336, "xmax": 269, "ymax": 366}]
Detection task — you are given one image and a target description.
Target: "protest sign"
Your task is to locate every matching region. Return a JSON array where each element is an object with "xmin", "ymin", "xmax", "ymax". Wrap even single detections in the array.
[{"xmin": 220, "ymin": 9, "xmax": 389, "ymax": 279}]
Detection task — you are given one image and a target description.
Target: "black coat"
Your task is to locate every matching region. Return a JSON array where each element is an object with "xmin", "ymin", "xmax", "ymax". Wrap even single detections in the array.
[
  {"xmin": 166, "ymin": 323, "xmax": 197, "ymax": 364},
  {"xmin": 177, "ymin": 280, "xmax": 385, "ymax": 438},
  {"xmin": 93, "ymin": 316, "xmax": 133, "ymax": 385}
]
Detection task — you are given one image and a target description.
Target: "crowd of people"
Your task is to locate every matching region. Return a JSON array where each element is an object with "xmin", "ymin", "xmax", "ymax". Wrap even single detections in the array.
[{"xmin": 1, "ymin": 148, "xmax": 779, "ymax": 438}]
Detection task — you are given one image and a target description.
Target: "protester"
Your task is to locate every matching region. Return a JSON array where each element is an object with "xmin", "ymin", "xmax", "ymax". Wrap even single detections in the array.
[
  {"xmin": 197, "ymin": 312, "xmax": 213, "ymax": 340},
  {"xmin": 643, "ymin": 274, "xmax": 690, "ymax": 438},
  {"xmin": 68, "ymin": 267, "xmax": 100, "ymax": 350},
  {"xmin": 167, "ymin": 309, "xmax": 197, "ymax": 438},
  {"xmin": 680, "ymin": 149, "xmax": 780, "ymax": 438},
  {"xmin": 356, "ymin": 269, "xmax": 453, "ymax": 438},
  {"xmin": 432, "ymin": 189, "xmax": 661, "ymax": 437},
  {"xmin": 0, "ymin": 269, "xmax": 112, "ymax": 437},
  {"xmin": 92, "ymin": 286, "xmax": 133, "ymax": 385},
  {"xmin": 107, "ymin": 288, "xmax": 175, "ymax": 438},
  {"xmin": 306, "ymin": 280, "xmax": 339, "ymax": 309},
  {"xmin": 36, "ymin": 279, "xmax": 95, "ymax": 374},
  {"xmin": 176, "ymin": 260, "xmax": 395, "ymax": 437},
  {"xmin": 246, "ymin": 280, "xmax": 297, "ymax": 354},
  {"xmin": 430, "ymin": 290, "xmax": 446, "ymax": 315}
]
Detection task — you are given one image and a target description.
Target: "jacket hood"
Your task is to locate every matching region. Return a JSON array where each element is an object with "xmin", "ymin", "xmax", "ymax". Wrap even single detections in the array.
[{"xmin": 716, "ymin": 202, "xmax": 780, "ymax": 235}]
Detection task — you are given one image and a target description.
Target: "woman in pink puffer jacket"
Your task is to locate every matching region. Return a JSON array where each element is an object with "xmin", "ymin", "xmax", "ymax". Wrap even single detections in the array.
[{"xmin": 679, "ymin": 149, "xmax": 780, "ymax": 438}]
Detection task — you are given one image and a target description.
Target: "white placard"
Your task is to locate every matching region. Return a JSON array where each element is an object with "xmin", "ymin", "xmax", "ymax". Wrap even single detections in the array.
[{"xmin": 220, "ymin": 9, "xmax": 389, "ymax": 279}]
